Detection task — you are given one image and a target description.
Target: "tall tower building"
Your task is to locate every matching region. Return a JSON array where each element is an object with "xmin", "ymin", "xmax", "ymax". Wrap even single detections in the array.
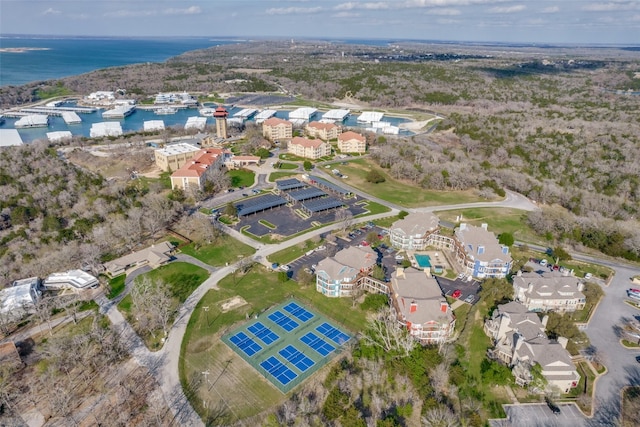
[{"xmin": 213, "ymin": 106, "xmax": 229, "ymax": 139}]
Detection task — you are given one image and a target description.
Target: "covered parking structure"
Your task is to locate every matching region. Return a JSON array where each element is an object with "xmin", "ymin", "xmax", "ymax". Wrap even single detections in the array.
[
  {"xmin": 236, "ymin": 194, "xmax": 287, "ymax": 216},
  {"xmin": 308, "ymin": 176, "xmax": 351, "ymax": 198},
  {"xmin": 301, "ymin": 197, "xmax": 344, "ymax": 216},
  {"xmin": 276, "ymin": 178, "xmax": 307, "ymax": 193},
  {"xmin": 285, "ymin": 187, "xmax": 327, "ymax": 204}
]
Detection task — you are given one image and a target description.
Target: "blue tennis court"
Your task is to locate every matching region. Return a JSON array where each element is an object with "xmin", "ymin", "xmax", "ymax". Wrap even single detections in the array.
[
  {"xmin": 300, "ymin": 332, "xmax": 336, "ymax": 356},
  {"xmin": 283, "ymin": 301, "xmax": 315, "ymax": 322},
  {"xmin": 279, "ymin": 345, "xmax": 315, "ymax": 372},
  {"xmin": 268, "ymin": 310, "xmax": 299, "ymax": 332},
  {"xmin": 316, "ymin": 322, "xmax": 351, "ymax": 345},
  {"xmin": 260, "ymin": 356, "xmax": 298, "ymax": 385},
  {"xmin": 247, "ymin": 321, "xmax": 280, "ymax": 345},
  {"xmin": 229, "ymin": 332, "xmax": 263, "ymax": 357}
]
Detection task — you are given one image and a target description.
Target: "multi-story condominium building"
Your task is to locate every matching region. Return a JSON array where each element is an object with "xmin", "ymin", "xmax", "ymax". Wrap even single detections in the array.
[
  {"xmin": 288, "ymin": 136, "xmax": 331, "ymax": 159},
  {"xmin": 154, "ymin": 143, "xmax": 202, "ymax": 171},
  {"xmin": 513, "ymin": 270, "xmax": 586, "ymax": 313},
  {"xmin": 484, "ymin": 302, "xmax": 580, "ymax": 393},
  {"xmin": 170, "ymin": 148, "xmax": 231, "ymax": 191},
  {"xmin": 262, "ymin": 117, "xmax": 293, "ymax": 142},
  {"xmin": 306, "ymin": 121, "xmax": 340, "ymax": 141},
  {"xmin": 453, "ymin": 223, "xmax": 512, "ymax": 279},
  {"xmin": 389, "ymin": 212, "xmax": 440, "ymax": 250},
  {"xmin": 388, "ymin": 267, "xmax": 456, "ymax": 344},
  {"xmin": 315, "ymin": 246, "xmax": 377, "ymax": 297},
  {"xmin": 337, "ymin": 131, "xmax": 367, "ymax": 154}
]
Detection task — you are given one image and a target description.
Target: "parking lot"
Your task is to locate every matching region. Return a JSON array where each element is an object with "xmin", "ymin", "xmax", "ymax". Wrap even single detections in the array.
[
  {"xmin": 492, "ymin": 403, "xmax": 588, "ymax": 427},
  {"xmin": 435, "ymin": 275, "xmax": 481, "ymax": 305},
  {"xmin": 232, "ymin": 186, "xmax": 369, "ymax": 238}
]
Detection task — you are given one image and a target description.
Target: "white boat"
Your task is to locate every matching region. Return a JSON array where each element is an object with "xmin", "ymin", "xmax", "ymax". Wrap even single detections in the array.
[
  {"xmin": 199, "ymin": 108, "xmax": 216, "ymax": 117},
  {"xmin": 155, "ymin": 107, "xmax": 178, "ymax": 115}
]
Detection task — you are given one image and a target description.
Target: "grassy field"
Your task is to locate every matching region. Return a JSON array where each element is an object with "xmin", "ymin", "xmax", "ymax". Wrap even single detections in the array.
[
  {"xmin": 180, "ymin": 265, "xmax": 370, "ymax": 422},
  {"xmin": 356, "ymin": 200, "xmax": 392, "ymax": 216},
  {"xmin": 180, "ymin": 235, "xmax": 256, "ymax": 266},
  {"xmin": 269, "ymin": 171, "xmax": 298, "ymax": 181},
  {"xmin": 277, "ymin": 162, "xmax": 299, "ymax": 170},
  {"xmin": 434, "ymin": 207, "xmax": 542, "ymax": 244},
  {"xmin": 334, "ymin": 158, "xmax": 486, "ymax": 207},
  {"xmin": 107, "ymin": 274, "xmax": 126, "ymax": 299},
  {"xmin": 267, "ymin": 239, "xmax": 320, "ymax": 266},
  {"xmin": 229, "ymin": 169, "xmax": 255, "ymax": 188},
  {"xmin": 118, "ymin": 262, "xmax": 209, "ymax": 350}
]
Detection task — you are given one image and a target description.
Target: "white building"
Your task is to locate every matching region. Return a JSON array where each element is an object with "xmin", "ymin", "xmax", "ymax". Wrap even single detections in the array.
[
  {"xmin": 315, "ymin": 246, "xmax": 377, "ymax": 297},
  {"xmin": 143, "ymin": 120, "xmax": 165, "ymax": 132},
  {"xmin": 453, "ymin": 223, "xmax": 512, "ymax": 279},
  {"xmin": 90, "ymin": 122, "xmax": 122, "ymax": 138},
  {"xmin": 0, "ymin": 278, "xmax": 41, "ymax": 320},
  {"xmin": 357, "ymin": 111, "xmax": 384, "ymax": 123},
  {"xmin": 185, "ymin": 116, "xmax": 207, "ymax": 131},
  {"xmin": 513, "ymin": 270, "xmax": 586, "ymax": 313},
  {"xmin": 322, "ymin": 109, "xmax": 350, "ymax": 122},
  {"xmin": 46, "ymin": 131, "xmax": 73, "ymax": 143},
  {"xmin": 389, "ymin": 213, "xmax": 440, "ymax": 251},
  {"xmin": 61, "ymin": 112, "xmax": 82, "ymax": 124},
  {"xmin": 87, "ymin": 91, "xmax": 115, "ymax": 102},
  {"xmin": 43, "ymin": 270, "xmax": 99, "ymax": 292}
]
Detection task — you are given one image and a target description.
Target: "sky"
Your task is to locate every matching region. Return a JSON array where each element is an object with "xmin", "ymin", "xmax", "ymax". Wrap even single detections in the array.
[{"xmin": 1, "ymin": 0, "xmax": 639, "ymax": 45}]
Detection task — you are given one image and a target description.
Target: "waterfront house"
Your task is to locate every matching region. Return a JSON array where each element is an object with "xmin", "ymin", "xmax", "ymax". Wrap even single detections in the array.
[
  {"xmin": 513, "ymin": 270, "xmax": 586, "ymax": 313},
  {"xmin": 453, "ymin": 223, "xmax": 512, "ymax": 279}
]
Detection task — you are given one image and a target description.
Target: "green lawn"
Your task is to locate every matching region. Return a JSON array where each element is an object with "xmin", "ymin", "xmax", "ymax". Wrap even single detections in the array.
[
  {"xmin": 269, "ymin": 171, "xmax": 298, "ymax": 181},
  {"xmin": 180, "ymin": 235, "xmax": 255, "ymax": 266},
  {"xmin": 335, "ymin": 158, "xmax": 486, "ymax": 207},
  {"xmin": 278, "ymin": 162, "xmax": 299, "ymax": 170},
  {"xmin": 435, "ymin": 207, "xmax": 541, "ymax": 244},
  {"xmin": 107, "ymin": 274, "xmax": 126, "ymax": 299},
  {"xmin": 118, "ymin": 262, "xmax": 209, "ymax": 350},
  {"xmin": 267, "ymin": 240, "xmax": 320, "ymax": 266},
  {"xmin": 356, "ymin": 200, "xmax": 392, "ymax": 216},
  {"xmin": 229, "ymin": 169, "xmax": 255, "ymax": 188},
  {"xmin": 279, "ymin": 153, "xmax": 306, "ymax": 162}
]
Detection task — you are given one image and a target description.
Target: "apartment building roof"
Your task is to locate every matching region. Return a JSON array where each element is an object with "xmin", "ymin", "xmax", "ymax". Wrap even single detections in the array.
[
  {"xmin": 391, "ymin": 212, "xmax": 440, "ymax": 236},
  {"xmin": 390, "ymin": 267, "xmax": 453, "ymax": 325},
  {"xmin": 290, "ymin": 136, "xmax": 326, "ymax": 149},
  {"xmin": 338, "ymin": 131, "xmax": 365, "ymax": 142},
  {"xmin": 514, "ymin": 272, "xmax": 585, "ymax": 301},
  {"xmin": 263, "ymin": 117, "xmax": 292, "ymax": 127},
  {"xmin": 307, "ymin": 121, "xmax": 338, "ymax": 131},
  {"xmin": 155, "ymin": 142, "xmax": 201, "ymax": 157},
  {"xmin": 455, "ymin": 223, "xmax": 511, "ymax": 263},
  {"xmin": 333, "ymin": 246, "xmax": 377, "ymax": 270},
  {"xmin": 171, "ymin": 148, "xmax": 228, "ymax": 178}
]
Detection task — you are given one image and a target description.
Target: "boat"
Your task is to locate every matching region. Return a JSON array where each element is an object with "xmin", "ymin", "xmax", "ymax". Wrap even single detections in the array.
[
  {"xmin": 155, "ymin": 107, "xmax": 178, "ymax": 115},
  {"xmin": 199, "ymin": 108, "xmax": 216, "ymax": 117}
]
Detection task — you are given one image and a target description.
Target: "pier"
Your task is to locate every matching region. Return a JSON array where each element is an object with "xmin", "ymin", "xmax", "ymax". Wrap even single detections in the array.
[{"xmin": 20, "ymin": 106, "xmax": 97, "ymax": 115}]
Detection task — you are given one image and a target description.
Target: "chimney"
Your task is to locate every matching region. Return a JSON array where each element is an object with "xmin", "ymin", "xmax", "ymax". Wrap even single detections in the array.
[
  {"xmin": 410, "ymin": 301, "xmax": 417, "ymax": 313},
  {"xmin": 542, "ymin": 315, "xmax": 549, "ymax": 328},
  {"xmin": 577, "ymin": 281, "xmax": 584, "ymax": 292},
  {"xmin": 440, "ymin": 302, "xmax": 448, "ymax": 313},
  {"xmin": 528, "ymin": 282, "xmax": 533, "ymax": 293},
  {"xmin": 517, "ymin": 270, "xmax": 522, "ymax": 277},
  {"xmin": 557, "ymin": 336, "xmax": 568, "ymax": 349},
  {"xmin": 481, "ymin": 223, "xmax": 488, "ymax": 230}
]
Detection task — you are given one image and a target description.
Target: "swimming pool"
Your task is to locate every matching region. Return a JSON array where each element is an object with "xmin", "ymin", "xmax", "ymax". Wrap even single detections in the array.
[{"xmin": 414, "ymin": 254, "xmax": 431, "ymax": 268}]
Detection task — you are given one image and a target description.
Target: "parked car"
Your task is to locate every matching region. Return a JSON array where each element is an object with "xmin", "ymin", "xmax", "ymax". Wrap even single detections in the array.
[
  {"xmin": 464, "ymin": 294, "xmax": 475, "ymax": 304},
  {"xmin": 395, "ymin": 255, "xmax": 404, "ymax": 261},
  {"xmin": 316, "ymin": 245, "xmax": 326, "ymax": 251},
  {"xmin": 545, "ymin": 397, "xmax": 561, "ymax": 415},
  {"xmin": 305, "ymin": 249, "xmax": 315, "ymax": 256},
  {"xmin": 280, "ymin": 265, "xmax": 290, "ymax": 272},
  {"xmin": 452, "ymin": 289, "xmax": 462, "ymax": 299},
  {"xmin": 457, "ymin": 273, "xmax": 465, "ymax": 280},
  {"xmin": 242, "ymin": 193, "xmax": 248, "ymax": 197},
  {"xmin": 584, "ymin": 272, "xmax": 593, "ymax": 280}
]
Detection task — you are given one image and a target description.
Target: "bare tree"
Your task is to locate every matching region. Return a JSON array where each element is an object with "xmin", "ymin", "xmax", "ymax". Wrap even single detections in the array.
[
  {"xmin": 359, "ymin": 306, "xmax": 415, "ymax": 358},
  {"xmin": 335, "ymin": 209, "xmax": 353, "ymax": 234},
  {"xmin": 421, "ymin": 405, "xmax": 460, "ymax": 427},
  {"xmin": 130, "ymin": 277, "xmax": 175, "ymax": 338}
]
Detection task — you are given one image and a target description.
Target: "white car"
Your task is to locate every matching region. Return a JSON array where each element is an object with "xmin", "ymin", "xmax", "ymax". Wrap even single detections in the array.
[
  {"xmin": 280, "ymin": 265, "xmax": 290, "ymax": 272},
  {"xmin": 395, "ymin": 255, "xmax": 404, "ymax": 261},
  {"xmin": 316, "ymin": 245, "xmax": 326, "ymax": 251}
]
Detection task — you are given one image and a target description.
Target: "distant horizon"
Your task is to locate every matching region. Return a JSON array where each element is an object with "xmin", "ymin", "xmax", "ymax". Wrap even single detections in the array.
[{"xmin": 1, "ymin": 33, "xmax": 639, "ymax": 49}]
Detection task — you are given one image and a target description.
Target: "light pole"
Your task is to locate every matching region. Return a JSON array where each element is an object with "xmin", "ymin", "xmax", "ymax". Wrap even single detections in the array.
[{"xmin": 203, "ymin": 306, "xmax": 209, "ymax": 327}]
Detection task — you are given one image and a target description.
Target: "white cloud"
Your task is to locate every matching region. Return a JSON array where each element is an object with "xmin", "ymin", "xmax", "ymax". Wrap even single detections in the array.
[
  {"xmin": 42, "ymin": 8, "xmax": 61, "ymax": 16},
  {"xmin": 582, "ymin": 2, "xmax": 639, "ymax": 12},
  {"xmin": 430, "ymin": 8, "xmax": 461, "ymax": 15},
  {"xmin": 334, "ymin": 2, "xmax": 390, "ymax": 10},
  {"xmin": 333, "ymin": 11, "xmax": 361, "ymax": 18},
  {"xmin": 541, "ymin": 6, "xmax": 559, "ymax": 13},
  {"xmin": 104, "ymin": 9, "xmax": 157, "ymax": 18},
  {"xmin": 265, "ymin": 7, "xmax": 323, "ymax": 15},
  {"xmin": 163, "ymin": 6, "xmax": 202, "ymax": 15},
  {"xmin": 488, "ymin": 5, "xmax": 526, "ymax": 13}
]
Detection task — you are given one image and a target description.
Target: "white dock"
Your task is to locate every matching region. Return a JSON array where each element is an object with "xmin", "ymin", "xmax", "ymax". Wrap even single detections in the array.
[
  {"xmin": 15, "ymin": 114, "xmax": 49, "ymax": 128},
  {"xmin": 144, "ymin": 120, "xmax": 165, "ymax": 132},
  {"xmin": 233, "ymin": 108, "xmax": 258, "ymax": 119},
  {"xmin": 90, "ymin": 122, "xmax": 122, "ymax": 138},
  {"xmin": 47, "ymin": 131, "xmax": 73, "ymax": 142},
  {"xmin": 254, "ymin": 109, "xmax": 277, "ymax": 123},
  {"xmin": 357, "ymin": 111, "xmax": 384, "ymax": 123},
  {"xmin": 289, "ymin": 107, "xmax": 317, "ymax": 121},
  {"xmin": 62, "ymin": 112, "xmax": 82, "ymax": 124},
  {"xmin": 185, "ymin": 116, "xmax": 207, "ymax": 131},
  {"xmin": 102, "ymin": 105, "xmax": 135, "ymax": 119},
  {"xmin": 322, "ymin": 109, "xmax": 350, "ymax": 122}
]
